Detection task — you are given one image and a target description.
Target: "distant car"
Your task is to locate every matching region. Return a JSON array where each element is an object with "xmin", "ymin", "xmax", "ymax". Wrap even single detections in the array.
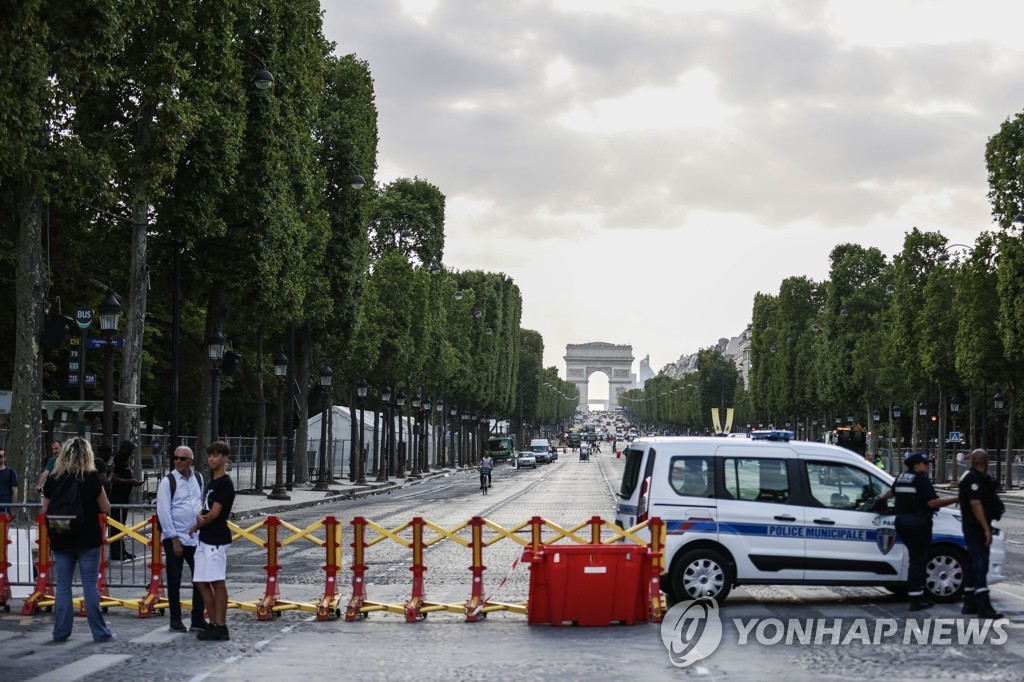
[
  {"xmin": 514, "ymin": 451, "xmax": 537, "ymax": 469},
  {"xmin": 535, "ymin": 449, "xmax": 552, "ymax": 464}
]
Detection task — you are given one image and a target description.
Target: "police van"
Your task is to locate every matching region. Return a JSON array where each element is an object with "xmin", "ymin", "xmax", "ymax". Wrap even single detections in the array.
[{"xmin": 615, "ymin": 431, "xmax": 1006, "ymax": 603}]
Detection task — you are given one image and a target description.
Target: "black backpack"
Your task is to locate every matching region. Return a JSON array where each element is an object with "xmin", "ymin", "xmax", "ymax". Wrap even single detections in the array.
[
  {"xmin": 985, "ymin": 474, "xmax": 1005, "ymax": 521},
  {"xmin": 46, "ymin": 475, "xmax": 84, "ymax": 537}
]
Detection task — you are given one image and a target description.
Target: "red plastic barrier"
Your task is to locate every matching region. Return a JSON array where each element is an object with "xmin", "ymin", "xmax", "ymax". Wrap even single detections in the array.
[{"xmin": 525, "ymin": 544, "xmax": 649, "ymax": 626}]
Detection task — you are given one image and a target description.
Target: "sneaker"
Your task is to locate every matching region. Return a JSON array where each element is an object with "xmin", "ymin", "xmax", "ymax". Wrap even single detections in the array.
[
  {"xmin": 95, "ymin": 633, "xmax": 118, "ymax": 643},
  {"xmin": 197, "ymin": 625, "xmax": 226, "ymax": 641},
  {"xmin": 169, "ymin": 621, "xmax": 187, "ymax": 633},
  {"xmin": 189, "ymin": 622, "xmax": 209, "ymax": 632}
]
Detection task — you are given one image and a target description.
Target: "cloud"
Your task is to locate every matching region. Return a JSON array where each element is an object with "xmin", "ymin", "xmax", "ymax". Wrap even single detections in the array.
[{"xmin": 323, "ymin": 0, "xmax": 1023, "ymax": 371}]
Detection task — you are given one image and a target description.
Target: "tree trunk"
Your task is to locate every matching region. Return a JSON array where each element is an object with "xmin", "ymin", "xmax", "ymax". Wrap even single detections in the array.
[
  {"xmin": 255, "ymin": 325, "xmax": 266, "ymax": 492},
  {"xmin": 10, "ymin": 182, "xmax": 47, "ymax": 500},
  {"xmin": 292, "ymin": 326, "xmax": 312, "ymax": 484},
  {"xmin": 119, "ymin": 193, "xmax": 149, "ymax": 483},
  {"xmin": 1006, "ymin": 387, "xmax": 1016, "ymax": 491}
]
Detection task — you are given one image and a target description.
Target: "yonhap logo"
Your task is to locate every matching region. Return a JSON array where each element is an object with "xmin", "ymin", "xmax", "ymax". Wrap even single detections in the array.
[{"xmin": 660, "ymin": 598, "xmax": 723, "ymax": 667}]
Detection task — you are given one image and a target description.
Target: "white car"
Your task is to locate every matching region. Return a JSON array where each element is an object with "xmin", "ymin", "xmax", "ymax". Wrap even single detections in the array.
[
  {"xmin": 615, "ymin": 431, "xmax": 1006, "ymax": 603},
  {"xmin": 514, "ymin": 451, "xmax": 537, "ymax": 469}
]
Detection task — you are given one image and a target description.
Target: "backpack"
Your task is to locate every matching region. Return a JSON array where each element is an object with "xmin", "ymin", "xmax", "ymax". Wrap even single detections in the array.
[
  {"xmin": 157, "ymin": 471, "xmax": 203, "ymax": 533},
  {"xmin": 46, "ymin": 475, "xmax": 84, "ymax": 537},
  {"xmin": 984, "ymin": 475, "xmax": 1005, "ymax": 521}
]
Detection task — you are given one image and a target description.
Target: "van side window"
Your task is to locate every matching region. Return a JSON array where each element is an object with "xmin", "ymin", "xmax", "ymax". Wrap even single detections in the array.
[
  {"xmin": 804, "ymin": 462, "xmax": 886, "ymax": 510},
  {"xmin": 669, "ymin": 457, "xmax": 714, "ymax": 498},
  {"xmin": 619, "ymin": 449, "xmax": 644, "ymax": 498},
  {"xmin": 723, "ymin": 458, "xmax": 789, "ymax": 503}
]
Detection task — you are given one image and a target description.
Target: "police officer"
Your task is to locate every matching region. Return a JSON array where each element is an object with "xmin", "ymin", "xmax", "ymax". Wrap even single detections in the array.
[
  {"xmin": 958, "ymin": 449, "xmax": 1005, "ymax": 619},
  {"xmin": 879, "ymin": 453, "xmax": 958, "ymax": 610}
]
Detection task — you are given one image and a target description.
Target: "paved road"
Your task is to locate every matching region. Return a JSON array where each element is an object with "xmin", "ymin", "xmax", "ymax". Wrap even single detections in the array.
[{"xmin": 2, "ymin": 450, "xmax": 1023, "ymax": 681}]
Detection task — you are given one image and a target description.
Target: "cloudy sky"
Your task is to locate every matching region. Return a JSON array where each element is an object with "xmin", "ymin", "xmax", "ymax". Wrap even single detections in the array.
[{"xmin": 321, "ymin": 0, "xmax": 1022, "ymax": 400}]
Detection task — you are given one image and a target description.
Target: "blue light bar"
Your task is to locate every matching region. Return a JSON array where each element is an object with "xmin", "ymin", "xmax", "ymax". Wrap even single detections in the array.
[{"xmin": 750, "ymin": 429, "xmax": 793, "ymax": 441}]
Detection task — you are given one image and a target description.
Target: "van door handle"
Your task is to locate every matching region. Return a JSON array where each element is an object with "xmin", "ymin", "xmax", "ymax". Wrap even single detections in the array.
[
  {"xmin": 773, "ymin": 515, "xmax": 796, "ymax": 522},
  {"xmin": 813, "ymin": 518, "xmax": 835, "ymax": 525}
]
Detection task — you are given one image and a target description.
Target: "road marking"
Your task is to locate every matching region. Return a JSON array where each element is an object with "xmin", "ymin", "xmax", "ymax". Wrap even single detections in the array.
[
  {"xmin": 130, "ymin": 624, "xmax": 185, "ymax": 644},
  {"xmin": 29, "ymin": 654, "xmax": 129, "ymax": 682}
]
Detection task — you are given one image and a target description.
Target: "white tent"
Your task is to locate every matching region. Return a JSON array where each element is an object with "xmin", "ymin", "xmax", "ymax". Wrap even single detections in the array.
[{"xmin": 305, "ymin": 405, "xmax": 438, "ymax": 477}]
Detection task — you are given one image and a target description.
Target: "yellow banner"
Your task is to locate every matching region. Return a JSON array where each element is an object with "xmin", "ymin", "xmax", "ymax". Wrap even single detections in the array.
[
  {"xmin": 725, "ymin": 408, "xmax": 734, "ymax": 434},
  {"xmin": 711, "ymin": 408, "xmax": 722, "ymax": 435}
]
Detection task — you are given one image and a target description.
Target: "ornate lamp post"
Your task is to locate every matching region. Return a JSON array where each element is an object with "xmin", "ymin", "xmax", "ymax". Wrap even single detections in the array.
[
  {"xmin": 449, "ymin": 404, "xmax": 458, "ymax": 468},
  {"xmin": 206, "ymin": 327, "xmax": 226, "ymax": 442},
  {"xmin": 98, "ymin": 289, "xmax": 122, "ymax": 445},
  {"xmin": 949, "ymin": 392, "xmax": 960, "ymax": 482},
  {"xmin": 918, "ymin": 401, "xmax": 928, "ymax": 456},
  {"xmin": 421, "ymin": 395, "xmax": 431, "ymax": 473},
  {"xmin": 433, "ymin": 397, "xmax": 444, "ymax": 470},
  {"xmin": 268, "ymin": 351, "xmax": 290, "ymax": 500},
  {"xmin": 313, "ymin": 365, "xmax": 332, "ymax": 491}
]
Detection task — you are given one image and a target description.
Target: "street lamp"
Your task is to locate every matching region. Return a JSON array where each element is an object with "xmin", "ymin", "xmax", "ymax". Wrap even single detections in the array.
[
  {"xmin": 847, "ymin": 411, "xmax": 854, "ymax": 425},
  {"xmin": 206, "ymin": 327, "xmax": 226, "ymax": 441},
  {"xmin": 409, "ymin": 390, "xmax": 422, "ymax": 478},
  {"xmin": 268, "ymin": 351, "xmax": 290, "ymax": 500},
  {"xmin": 434, "ymin": 397, "xmax": 444, "ymax": 470},
  {"xmin": 421, "ymin": 396, "xmax": 431, "ymax": 472},
  {"xmin": 98, "ymin": 289, "xmax": 122, "ymax": 445},
  {"xmin": 313, "ymin": 365, "xmax": 332, "ymax": 491},
  {"xmin": 449, "ymin": 404, "xmax": 458, "ymax": 468}
]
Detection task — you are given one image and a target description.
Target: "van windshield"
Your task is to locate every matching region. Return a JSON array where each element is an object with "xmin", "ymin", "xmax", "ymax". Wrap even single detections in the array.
[{"xmin": 619, "ymin": 448, "xmax": 644, "ymax": 498}]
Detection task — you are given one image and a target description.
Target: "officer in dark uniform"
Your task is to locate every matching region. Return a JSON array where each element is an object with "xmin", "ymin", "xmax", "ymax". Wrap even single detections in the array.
[
  {"xmin": 879, "ymin": 453, "xmax": 958, "ymax": 610},
  {"xmin": 958, "ymin": 449, "xmax": 1005, "ymax": 619}
]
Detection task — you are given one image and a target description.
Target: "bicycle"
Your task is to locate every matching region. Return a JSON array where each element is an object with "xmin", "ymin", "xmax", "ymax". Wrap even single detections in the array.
[{"xmin": 480, "ymin": 466, "xmax": 492, "ymax": 495}]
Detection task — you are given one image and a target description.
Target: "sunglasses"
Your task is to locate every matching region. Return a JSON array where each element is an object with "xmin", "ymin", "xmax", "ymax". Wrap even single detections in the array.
[{"xmin": 173, "ymin": 456, "xmax": 191, "ymax": 462}]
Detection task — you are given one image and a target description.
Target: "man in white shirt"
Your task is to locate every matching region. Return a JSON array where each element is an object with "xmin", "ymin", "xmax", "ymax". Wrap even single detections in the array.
[{"xmin": 156, "ymin": 445, "xmax": 207, "ymax": 633}]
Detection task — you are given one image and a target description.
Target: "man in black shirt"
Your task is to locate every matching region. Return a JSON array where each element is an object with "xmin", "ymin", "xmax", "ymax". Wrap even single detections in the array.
[
  {"xmin": 879, "ymin": 453, "xmax": 957, "ymax": 611},
  {"xmin": 190, "ymin": 440, "xmax": 235, "ymax": 641},
  {"xmin": 959, "ymin": 449, "xmax": 1004, "ymax": 619},
  {"xmin": 109, "ymin": 441, "xmax": 143, "ymax": 560}
]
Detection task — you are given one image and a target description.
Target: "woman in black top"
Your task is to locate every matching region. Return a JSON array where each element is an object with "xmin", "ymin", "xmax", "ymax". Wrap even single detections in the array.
[{"xmin": 41, "ymin": 437, "xmax": 116, "ymax": 642}]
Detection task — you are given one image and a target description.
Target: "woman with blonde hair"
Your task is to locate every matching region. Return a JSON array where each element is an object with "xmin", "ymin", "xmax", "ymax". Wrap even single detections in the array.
[{"xmin": 41, "ymin": 437, "xmax": 116, "ymax": 642}]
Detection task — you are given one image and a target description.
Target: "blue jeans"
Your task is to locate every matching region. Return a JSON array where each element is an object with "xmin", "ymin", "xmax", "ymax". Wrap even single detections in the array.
[{"xmin": 52, "ymin": 546, "xmax": 113, "ymax": 641}]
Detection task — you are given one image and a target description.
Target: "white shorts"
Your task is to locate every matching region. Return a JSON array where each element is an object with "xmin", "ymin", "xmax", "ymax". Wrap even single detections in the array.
[{"xmin": 193, "ymin": 541, "xmax": 228, "ymax": 583}]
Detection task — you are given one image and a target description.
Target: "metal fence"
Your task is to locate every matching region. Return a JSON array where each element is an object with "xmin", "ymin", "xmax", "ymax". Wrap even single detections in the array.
[{"xmin": 878, "ymin": 448, "xmax": 1024, "ymax": 485}]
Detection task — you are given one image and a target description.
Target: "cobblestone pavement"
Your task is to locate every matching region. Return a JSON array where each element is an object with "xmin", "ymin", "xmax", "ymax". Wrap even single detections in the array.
[{"xmin": 3, "ymin": 449, "xmax": 1024, "ymax": 681}]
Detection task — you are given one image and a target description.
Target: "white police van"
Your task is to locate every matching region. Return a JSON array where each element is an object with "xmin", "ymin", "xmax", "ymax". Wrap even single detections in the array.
[{"xmin": 616, "ymin": 431, "xmax": 1006, "ymax": 603}]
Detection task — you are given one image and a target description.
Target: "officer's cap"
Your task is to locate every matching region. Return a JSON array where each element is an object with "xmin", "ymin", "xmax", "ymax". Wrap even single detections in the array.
[{"xmin": 904, "ymin": 453, "xmax": 931, "ymax": 467}]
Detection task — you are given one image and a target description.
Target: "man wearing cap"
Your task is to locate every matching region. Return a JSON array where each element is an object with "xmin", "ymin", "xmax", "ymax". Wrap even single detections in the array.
[
  {"xmin": 958, "ymin": 449, "xmax": 1004, "ymax": 619},
  {"xmin": 878, "ymin": 453, "xmax": 958, "ymax": 610}
]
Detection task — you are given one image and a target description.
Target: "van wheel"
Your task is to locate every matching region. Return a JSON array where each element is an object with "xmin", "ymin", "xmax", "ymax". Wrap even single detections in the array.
[
  {"xmin": 925, "ymin": 546, "xmax": 965, "ymax": 603},
  {"xmin": 672, "ymin": 549, "xmax": 733, "ymax": 602}
]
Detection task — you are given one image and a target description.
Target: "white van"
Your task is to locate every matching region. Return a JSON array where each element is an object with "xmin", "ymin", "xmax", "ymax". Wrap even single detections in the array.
[
  {"xmin": 615, "ymin": 432, "xmax": 1006, "ymax": 603},
  {"xmin": 530, "ymin": 438, "xmax": 556, "ymax": 463}
]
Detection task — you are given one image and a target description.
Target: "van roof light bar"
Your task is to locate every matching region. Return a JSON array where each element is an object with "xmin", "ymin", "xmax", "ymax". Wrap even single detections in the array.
[{"xmin": 750, "ymin": 429, "xmax": 793, "ymax": 442}]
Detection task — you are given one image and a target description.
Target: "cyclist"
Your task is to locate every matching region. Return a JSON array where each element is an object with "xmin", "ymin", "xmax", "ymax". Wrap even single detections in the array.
[{"xmin": 480, "ymin": 453, "xmax": 494, "ymax": 490}]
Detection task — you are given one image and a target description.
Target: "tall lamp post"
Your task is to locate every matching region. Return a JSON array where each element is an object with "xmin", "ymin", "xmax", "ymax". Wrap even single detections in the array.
[
  {"xmin": 421, "ymin": 396, "xmax": 431, "ymax": 473},
  {"xmin": 395, "ymin": 389, "xmax": 406, "ymax": 478},
  {"xmin": 268, "ymin": 351, "xmax": 290, "ymax": 500},
  {"xmin": 949, "ymin": 393, "xmax": 960, "ymax": 482},
  {"xmin": 409, "ymin": 390, "xmax": 422, "ymax": 479},
  {"xmin": 207, "ymin": 327, "xmax": 226, "ymax": 442},
  {"xmin": 434, "ymin": 398, "xmax": 444, "ymax": 470},
  {"xmin": 314, "ymin": 365, "xmax": 332, "ymax": 491},
  {"xmin": 918, "ymin": 401, "xmax": 927, "ymax": 455},
  {"xmin": 98, "ymin": 289, "xmax": 122, "ymax": 445},
  {"xmin": 449, "ymin": 405, "xmax": 458, "ymax": 468}
]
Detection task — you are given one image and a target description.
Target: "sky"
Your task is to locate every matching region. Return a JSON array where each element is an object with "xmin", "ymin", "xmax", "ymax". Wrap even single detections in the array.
[{"xmin": 321, "ymin": 0, "xmax": 1024, "ymax": 398}]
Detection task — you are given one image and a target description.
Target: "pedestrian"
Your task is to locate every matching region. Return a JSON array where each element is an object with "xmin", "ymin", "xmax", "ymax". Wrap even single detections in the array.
[
  {"xmin": 958, "ymin": 449, "xmax": 1005, "ymax": 619},
  {"xmin": 189, "ymin": 440, "xmax": 235, "ymax": 641},
  {"xmin": 109, "ymin": 441, "xmax": 143, "ymax": 561},
  {"xmin": 34, "ymin": 440, "xmax": 62, "ymax": 498},
  {"xmin": 94, "ymin": 444, "xmax": 112, "ymax": 500},
  {"xmin": 0, "ymin": 448, "xmax": 18, "ymax": 515},
  {"xmin": 41, "ymin": 437, "xmax": 116, "ymax": 642},
  {"xmin": 878, "ymin": 453, "xmax": 958, "ymax": 611},
  {"xmin": 157, "ymin": 445, "xmax": 208, "ymax": 633},
  {"xmin": 151, "ymin": 436, "xmax": 165, "ymax": 477}
]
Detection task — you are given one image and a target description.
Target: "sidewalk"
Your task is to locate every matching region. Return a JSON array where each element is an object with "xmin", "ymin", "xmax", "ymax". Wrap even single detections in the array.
[{"xmin": 229, "ymin": 466, "xmax": 470, "ymax": 519}]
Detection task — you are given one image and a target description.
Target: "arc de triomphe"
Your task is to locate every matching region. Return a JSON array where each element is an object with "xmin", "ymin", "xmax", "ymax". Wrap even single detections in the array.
[{"xmin": 564, "ymin": 342, "xmax": 636, "ymax": 410}]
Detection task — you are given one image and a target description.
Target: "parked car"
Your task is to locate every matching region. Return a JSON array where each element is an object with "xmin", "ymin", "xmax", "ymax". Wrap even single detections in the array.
[
  {"xmin": 534, "ymin": 449, "xmax": 552, "ymax": 464},
  {"xmin": 514, "ymin": 451, "xmax": 537, "ymax": 469}
]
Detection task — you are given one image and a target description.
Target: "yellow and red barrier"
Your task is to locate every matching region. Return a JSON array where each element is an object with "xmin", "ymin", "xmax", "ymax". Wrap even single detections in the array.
[{"xmin": 11, "ymin": 511, "xmax": 664, "ymax": 624}]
